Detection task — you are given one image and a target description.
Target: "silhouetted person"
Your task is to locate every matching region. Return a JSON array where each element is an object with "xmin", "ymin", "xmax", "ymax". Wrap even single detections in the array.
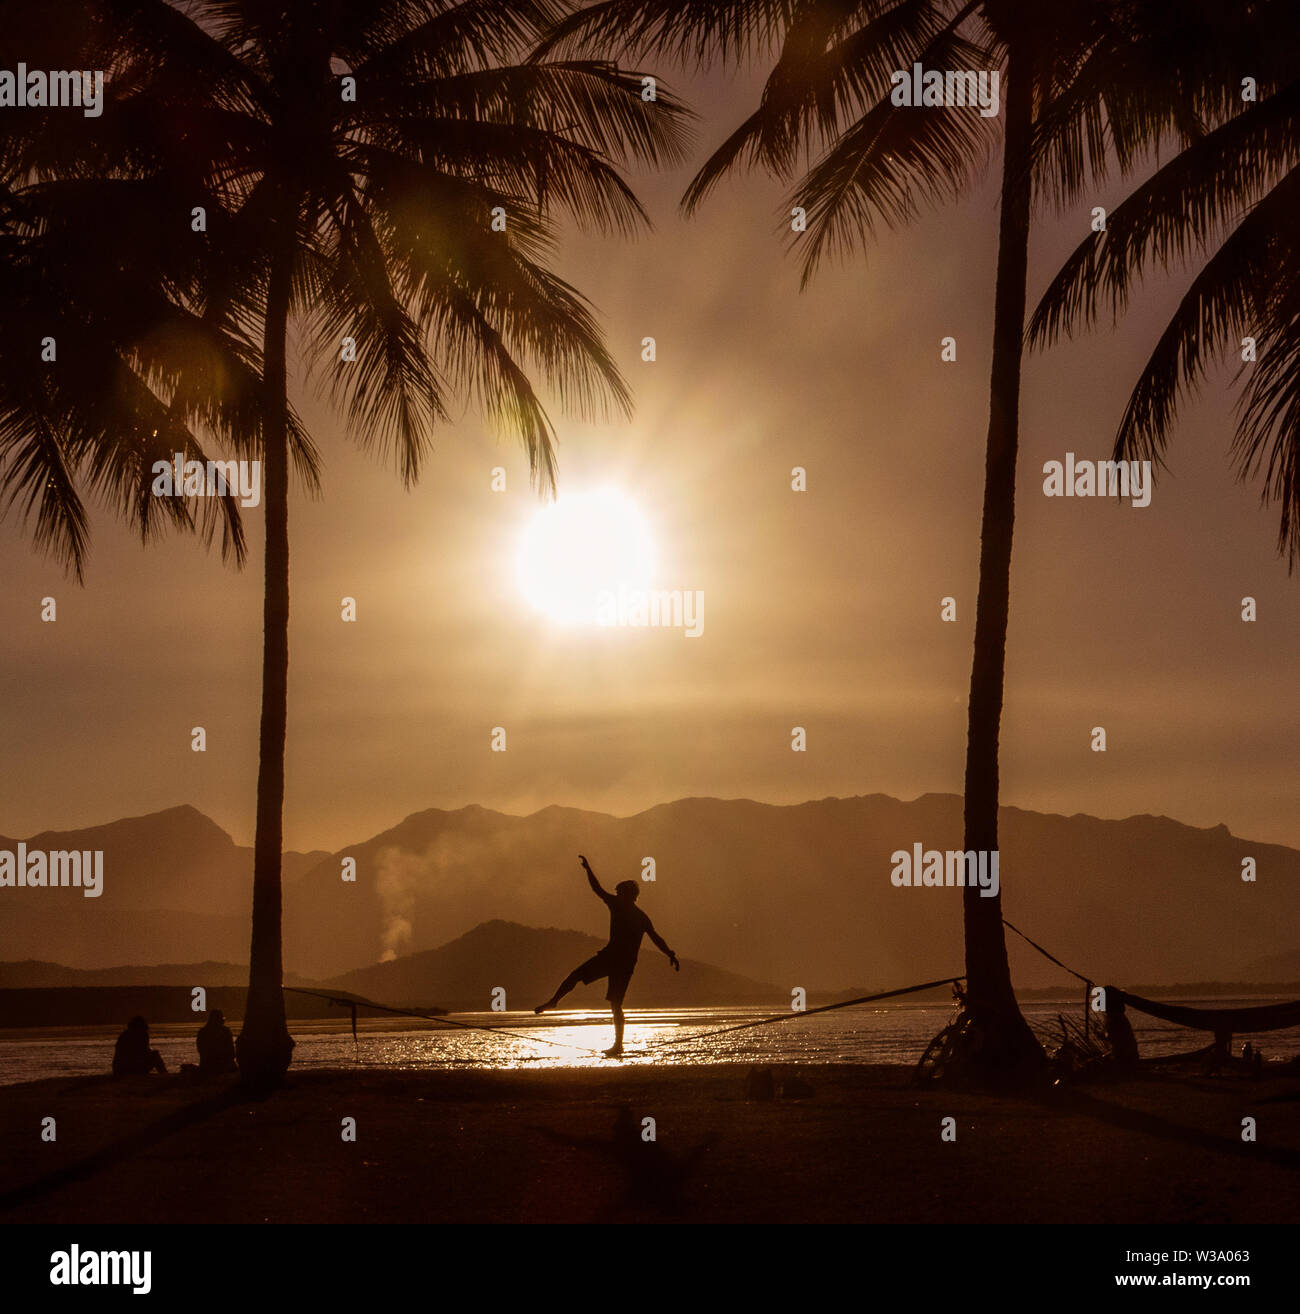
[
  {"xmin": 197, "ymin": 1009, "xmax": 237, "ymax": 1075},
  {"xmin": 1103, "ymin": 988, "xmax": 1139, "ymax": 1072},
  {"xmin": 535, "ymin": 854, "xmax": 678, "ymax": 1057},
  {"xmin": 112, "ymin": 1015, "xmax": 167, "ymax": 1076}
]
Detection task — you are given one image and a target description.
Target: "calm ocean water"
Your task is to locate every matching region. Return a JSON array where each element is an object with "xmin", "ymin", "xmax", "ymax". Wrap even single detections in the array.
[{"xmin": 3, "ymin": 999, "xmax": 1297, "ymax": 1085}]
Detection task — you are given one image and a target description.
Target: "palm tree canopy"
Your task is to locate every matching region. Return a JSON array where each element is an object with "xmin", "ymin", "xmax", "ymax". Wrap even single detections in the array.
[
  {"xmin": 545, "ymin": 0, "xmax": 1220, "ymax": 287},
  {"xmin": 85, "ymin": 0, "xmax": 694, "ymax": 494},
  {"xmin": 2, "ymin": 0, "xmax": 694, "ymax": 577},
  {"xmin": 1029, "ymin": 0, "xmax": 1300, "ymax": 567}
]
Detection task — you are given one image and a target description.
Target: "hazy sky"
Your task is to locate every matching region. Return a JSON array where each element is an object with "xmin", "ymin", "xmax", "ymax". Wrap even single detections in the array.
[{"xmin": 4, "ymin": 66, "xmax": 1297, "ymax": 853}]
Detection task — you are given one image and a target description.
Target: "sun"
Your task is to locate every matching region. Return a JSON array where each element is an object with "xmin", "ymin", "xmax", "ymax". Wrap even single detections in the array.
[{"xmin": 517, "ymin": 488, "xmax": 656, "ymax": 625}]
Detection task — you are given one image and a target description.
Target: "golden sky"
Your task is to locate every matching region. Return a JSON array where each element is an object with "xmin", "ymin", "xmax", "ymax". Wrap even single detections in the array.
[{"xmin": 4, "ymin": 68, "xmax": 1297, "ymax": 852}]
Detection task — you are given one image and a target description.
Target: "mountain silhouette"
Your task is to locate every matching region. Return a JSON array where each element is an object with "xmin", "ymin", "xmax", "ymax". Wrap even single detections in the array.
[
  {"xmin": 322, "ymin": 919, "xmax": 786, "ymax": 1011},
  {"xmin": 282, "ymin": 795, "xmax": 1298, "ymax": 989},
  {"xmin": 3, "ymin": 796, "xmax": 1295, "ymax": 991},
  {"xmin": 0, "ymin": 960, "xmax": 317, "ymax": 989},
  {"xmin": 0, "ymin": 925, "xmax": 781, "ymax": 1023},
  {"xmin": 0, "ymin": 805, "xmax": 325, "ymax": 967}
]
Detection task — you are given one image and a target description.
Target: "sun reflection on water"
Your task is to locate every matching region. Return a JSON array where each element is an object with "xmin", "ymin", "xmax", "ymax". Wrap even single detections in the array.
[{"xmin": 5, "ymin": 1002, "xmax": 1295, "ymax": 1085}]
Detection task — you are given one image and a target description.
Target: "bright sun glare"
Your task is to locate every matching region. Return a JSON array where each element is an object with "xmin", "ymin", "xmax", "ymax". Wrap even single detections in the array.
[{"xmin": 517, "ymin": 488, "xmax": 656, "ymax": 625}]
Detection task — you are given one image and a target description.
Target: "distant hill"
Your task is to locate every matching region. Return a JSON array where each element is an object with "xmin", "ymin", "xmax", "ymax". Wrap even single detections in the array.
[
  {"xmin": 4, "ymin": 796, "xmax": 1297, "ymax": 991},
  {"xmin": 324, "ymin": 920, "xmax": 788, "ymax": 1011},
  {"xmin": 0, "ymin": 922, "xmax": 780, "ymax": 1025},
  {"xmin": 0, "ymin": 805, "xmax": 325, "ymax": 967},
  {"xmin": 0, "ymin": 960, "xmax": 317, "ymax": 989}
]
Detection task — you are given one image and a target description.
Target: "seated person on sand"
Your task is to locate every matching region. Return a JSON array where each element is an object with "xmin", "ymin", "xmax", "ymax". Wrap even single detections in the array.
[
  {"xmin": 112, "ymin": 1015, "xmax": 167, "ymax": 1076},
  {"xmin": 196, "ymin": 1008, "xmax": 238, "ymax": 1075},
  {"xmin": 535, "ymin": 854, "xmax": 679, "ymax": 1058}
]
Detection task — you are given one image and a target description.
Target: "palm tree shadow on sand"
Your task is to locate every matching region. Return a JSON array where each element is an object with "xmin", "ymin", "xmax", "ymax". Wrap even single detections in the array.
[
  {"xmin": 0, "ymin": 1083, "xmax": 247, "ymax": 1214},
  {"xmin": 1058, "ymin": 1085, "xmax": 1300, "ymax": 1175}
]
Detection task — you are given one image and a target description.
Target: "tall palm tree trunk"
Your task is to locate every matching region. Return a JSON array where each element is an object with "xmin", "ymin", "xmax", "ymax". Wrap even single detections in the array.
[
  {"xmin": 959, "ymin": 47, "xmax": 1043, "ymax": 1081},
  {"xmin": 236, "ymin": 228, "xmax": 297, "ymax": 1090}
]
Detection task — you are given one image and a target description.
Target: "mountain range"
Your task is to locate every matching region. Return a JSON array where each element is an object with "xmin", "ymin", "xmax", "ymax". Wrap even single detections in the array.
[
  {"xmin": 0, "ymin": 805, "xmax": 325, "ymax": 968},
  {"xmin": 2, "ymin": 795, "xmax": 1296, "ymax": 991}
]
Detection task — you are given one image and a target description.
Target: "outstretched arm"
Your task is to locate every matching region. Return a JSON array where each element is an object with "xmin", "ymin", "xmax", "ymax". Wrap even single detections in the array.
[
  {"xmin": 579, "ymin": 854, "xmax": 612, "ymax": 904},
  {"xmin": 647, "ymin": 923, "xmax": 680, "ymax": 971}
]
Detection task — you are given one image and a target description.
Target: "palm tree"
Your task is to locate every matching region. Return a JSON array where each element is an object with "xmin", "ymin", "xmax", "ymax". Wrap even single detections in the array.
[
  {"xmin": 548, "ymin": 0, "xmax": 1226, "ymax": 1081},
  {"xmin": 57, "ymin": 0, "xmax": 691, "ymax": 1089},
  {"xmin": 1029, "ymin": 1, "xmax": 1300, "ymax": 567}
]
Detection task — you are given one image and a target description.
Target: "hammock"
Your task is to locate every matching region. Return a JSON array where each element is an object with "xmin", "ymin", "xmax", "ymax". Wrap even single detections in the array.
[{"xmin": 1112, "ymin": 989, "xmax": 1300, "ymax": 1036}]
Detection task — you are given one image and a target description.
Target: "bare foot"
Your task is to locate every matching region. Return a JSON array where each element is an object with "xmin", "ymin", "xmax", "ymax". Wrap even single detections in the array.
[{"xmin": 603, "ymin": 1044, "xmax": 624, "ymax": 1059}]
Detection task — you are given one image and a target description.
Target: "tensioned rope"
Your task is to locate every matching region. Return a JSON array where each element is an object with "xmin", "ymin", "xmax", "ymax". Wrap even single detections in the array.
[
  {"xmin": 651, "ymin": 918, "xmax": 1097, "ymax": 1049},
  {"xmin": 281, "ymin": 986, "xmax": 606, "ymax": 1055},
  {"xmin": 1000, "ymin": 917, "xmax": 1092, "ymax": 986},
  {"xmin": 648, "ymin": 977, "xmax": 964, "ymax": 1049},
  {"xmin": 281, "ymin": 920, "xmax": 1110, "ymax": 1059},
  {"xmin": 283, "ymin": 977, "xmax": 966, "ymax": 1055}
]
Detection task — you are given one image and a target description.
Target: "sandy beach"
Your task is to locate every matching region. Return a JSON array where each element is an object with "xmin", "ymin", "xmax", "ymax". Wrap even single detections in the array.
[{"xmin": 2, "ymin": 1064, "xmax": 1296, "ymax": 1224}]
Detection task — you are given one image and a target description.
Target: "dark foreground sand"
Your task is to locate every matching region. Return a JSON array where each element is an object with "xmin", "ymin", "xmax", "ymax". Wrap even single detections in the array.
[{"xmin": 1, "ymin": 1064, "xmax": 1297, "ymax": 1223}]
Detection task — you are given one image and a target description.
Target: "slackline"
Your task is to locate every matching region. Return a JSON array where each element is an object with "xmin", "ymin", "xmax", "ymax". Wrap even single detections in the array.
[
  {"xmin": 281, "ymin": 986, "xmax": 605, "ymax": 1055},
  {"xmin": 283, "ymin": 978, "xmax": 965, "ymax": 1055},
  {"xmin": 283, "ymin": 918, "xmax": 1232, "ymax": 1059},
  {"xmin": 647, "ymin": 976, "xmax": 964, "ymax": 1049}
]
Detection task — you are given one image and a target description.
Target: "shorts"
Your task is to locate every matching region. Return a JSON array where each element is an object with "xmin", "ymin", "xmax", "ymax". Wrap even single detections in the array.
[{"xmin": 575, "ymin": 949, "xmax": 635, "ymax": 1004}]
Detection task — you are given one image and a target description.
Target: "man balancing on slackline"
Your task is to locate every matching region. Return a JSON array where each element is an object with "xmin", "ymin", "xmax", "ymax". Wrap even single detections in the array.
[{"xmin": 535, "ymin": 854, "xmax": 679, "ymax": 1057}]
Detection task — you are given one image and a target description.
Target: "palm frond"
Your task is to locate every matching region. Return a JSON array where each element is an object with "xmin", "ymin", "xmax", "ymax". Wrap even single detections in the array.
[
  {"xmin": 1113, "ymin": 168, "xmax": 1300, "ymax": 469},
  {"xmin": 536, "ymin": 0, "xmax": 796, "ymax": 66},
  {"xmin": 0, "ymin": 406, "xmax": 91, "ymax": 582},
  {"xmin": 346, "ymin": 0, "xmax": 569, "ymax": 75},
  {"xmin": 790, "ymin": 32, "xmax": 995, "ymax": 285},
  {"xmin": 306, "ymin": 175, "xmax": 446, "ymax": 486},
  {"xmin": 1028, "ymin": 82, "xmax": 1300, "ymax": 348}
]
